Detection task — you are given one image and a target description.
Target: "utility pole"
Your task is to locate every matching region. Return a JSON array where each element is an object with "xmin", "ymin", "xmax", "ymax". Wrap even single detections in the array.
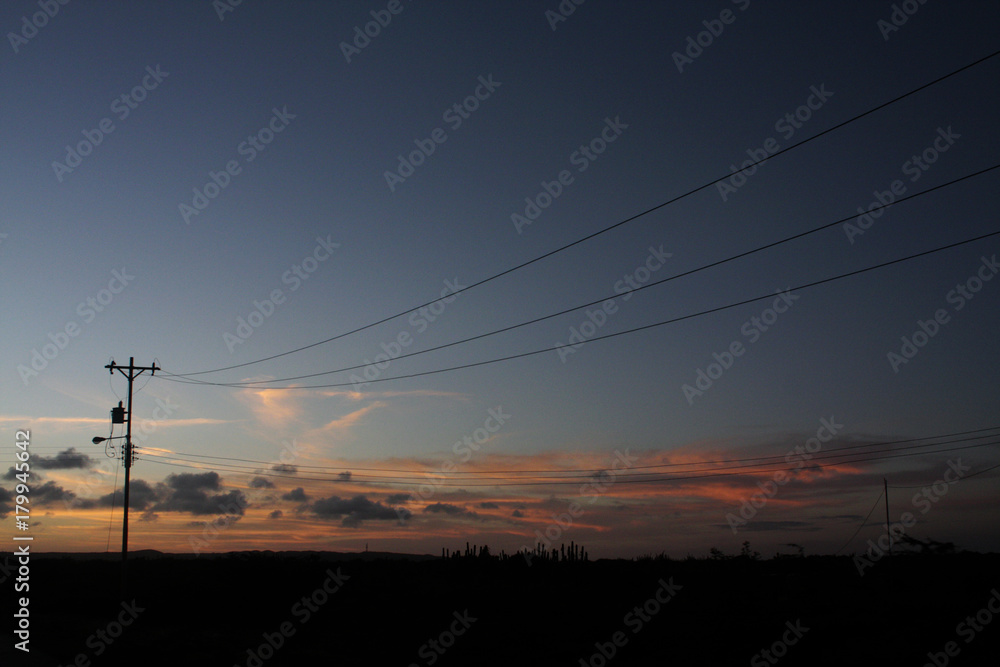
[{"xmin": 105, "ymin": 357, "xmax": 159, "ymax": 599}]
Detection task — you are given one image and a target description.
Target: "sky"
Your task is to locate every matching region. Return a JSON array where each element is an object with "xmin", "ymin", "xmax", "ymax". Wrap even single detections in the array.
[{"xmin": 1, "ymin": 0, "xmax": 999, "ymax": 560}]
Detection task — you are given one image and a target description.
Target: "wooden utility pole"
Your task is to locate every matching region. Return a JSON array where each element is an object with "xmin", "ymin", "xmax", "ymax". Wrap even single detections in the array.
[{"xmin": 106, "ymin": 357, "xmax": 159, "ymax": 599}]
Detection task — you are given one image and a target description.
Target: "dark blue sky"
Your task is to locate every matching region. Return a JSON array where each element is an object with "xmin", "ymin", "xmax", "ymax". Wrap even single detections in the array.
[{"xmin": 2, "ymin": 0, "xmax": 998, "ymax": 556}]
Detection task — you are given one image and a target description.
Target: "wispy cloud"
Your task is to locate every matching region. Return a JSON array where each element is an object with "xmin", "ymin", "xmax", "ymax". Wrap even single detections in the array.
[
  {"xmin": 239, "ymin": 387, "xmax": 304, "ymax": 428},
  {"xmin": 0, "ymin": 416, "xmax": 229, "ymax": 427},
  {"xmin": 316, "ymin": 402, "xmax": 385, "ymax": 433}
]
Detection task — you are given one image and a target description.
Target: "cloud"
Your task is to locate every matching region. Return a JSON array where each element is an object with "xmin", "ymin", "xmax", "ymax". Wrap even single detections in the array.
[
  {"xmin": 272, "ymin": 464, "xmax": 298, "ymax": 474},
  {"xmin": 321, "ymin": 389, "xmax": 467, "ymax": 401},
  {"xmin": 4, "ymin": 467, "xmax": 43, "ymax": 481},
  {"xmin": 282, "ymin": 487, "xmax": 309, "ymax": 502},
  {"xmin": 33, "ymin": 481, "xmax": 78, "ymax": 504},
  {"xmin": 165, "ymin": 472, "xmax": 222, "ymax": 491},
  {"xmin": 309, "ymin": 494, "xmax": 406, "ymax": 527},
  {"xmin": 423, "ymin": 503, "xmax": 465, "ymax": 515},
  {"xmin": 0, "ymin": 486, "xmax": 13, "ymax": 517},
  {"xmin": 156, "ymin": 488, "xmax": 247, "ymax": 516},
  {"xmin": 242, "ymin": 387, "xmax": 303, "ymax": 428},
  {"xmin": 0, "ymin": 480, "xmax": 94, "ymax": 511},
  {"xmin": 33, "ymin": 448, "xmax": 93, "ymax": 470},
  {"xmin": 337, "ymin": 471, "xmax": 352, "ymax": 481},
  {"xmin": 385, "ymin": 493, "xmax": 413, "ymax": 505},
  {"xmin": 188, "ymin": 515, "xmax": 241, "ymax": 529},
  {"xmin": 315, "ymin": 403, "xmax": 384, "ymax": 434},
  {"xmin": 268, "ymin": 510, "xmax": 283, "ymax": 519},
  {"xmin": 249, "ymin": 476, "xmax": 275, "ymax": 489},
  {"xmin": 478, "ymin": 502, "xmax": 500, "ymax": 509},
  {"xmin": 145, "ymin": 473, "xmax": 247, "ymax": 516},
  {"xmin": 512, "ymin": 509, "xmax": 525, "ymax": 518},
  {"xmin": 98, "ymin": 479, "xmax": 158, "ymax": 511}
]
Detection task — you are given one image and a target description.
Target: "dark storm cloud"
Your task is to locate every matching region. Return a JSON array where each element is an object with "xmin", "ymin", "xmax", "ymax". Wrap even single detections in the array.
[
  {"xmin": 137, "ymin": 472, "xmax": 246, "ymax": 515},
  {"xmin": 4, "ymin": 466, "xmax": 42, "ymax": 481},
  {"xmin": 282, "ymin": 487, "xmax": 308, "ymax": 502},
  {"xmin": 0, "ymin": 487, "xmax": 12, "ymax": 517},
  {"xmin": 32, "ymin": 481, "xmax": 77, "ymax": 503},
  {"xmin": 34, "ymin": 448, "xmax": 93, "ymax": 470},
  {"xmin": 309, "ymin": 494, "xmax": 404, "ymax": 527},
  {"xmin": 249, "ymin": 476, "xmax": 274, "ymax": 489},
  {"xmin": 165, "ymin": 472, "xmax": 221, "ymax": 491},
  {"xmin": 99, "ymin": 479, "xmax": 159, "ymax": 511},
  {"xmin": 161, "ymin": 489, "xmax": 247, "ymax": 516}
]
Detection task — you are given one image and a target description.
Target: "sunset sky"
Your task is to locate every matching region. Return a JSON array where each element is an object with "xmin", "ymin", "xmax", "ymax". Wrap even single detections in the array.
[{"xmin": 2, "ymin": 0, "xmax": 999, "ymax": 559}]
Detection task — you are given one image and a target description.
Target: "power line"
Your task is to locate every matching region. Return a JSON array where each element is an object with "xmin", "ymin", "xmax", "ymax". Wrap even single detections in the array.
[
  {"xmin": 834, "ymin": 489, "xmax": 885, "ymax": 555},
  {"xmin": 158, "ymin": 164, "xmax": 1000, "ymax": 388},
  {"xmin": 887, "ymin": 461, "xmax": 1000, "ymax": 489},
  {"xmin": 160, "ymin": 228, "xmax": 1000, "ymax": 389},
  {"xmin": 137, "ymin": 435, "xmax": 999, "ymax": 483},
  {"xmin": 165, "ymin": 49, "xmax": 1000, "ymax": 379},
  {"xmin": 135, "ymin": 439, "xmax": 1000, "ymax": 487},
  {"xmin": 136, "ymin": 425, "xmax": 1000, "ymax": 476}
]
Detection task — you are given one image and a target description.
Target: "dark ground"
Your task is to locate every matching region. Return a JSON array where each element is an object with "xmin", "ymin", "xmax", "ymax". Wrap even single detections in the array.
[{"xmin": 2, "ymin": 549, "xmax": 999, "ymax": 666}]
